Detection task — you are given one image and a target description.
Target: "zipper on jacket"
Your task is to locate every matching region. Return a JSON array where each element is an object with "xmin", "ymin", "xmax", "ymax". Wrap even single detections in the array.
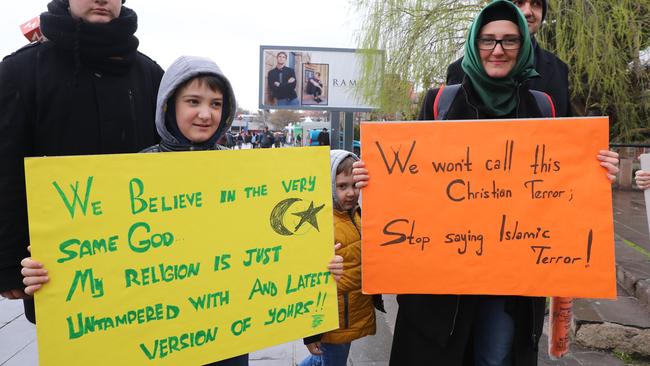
[
  {"xmin": 531, "ymin": 298, "xmax": 538, "ymax": 351},
  {"xmin": 449, "ymin": 296, "xmax": 460, "ymax": 335},
  {"xmin": 343, "ymin": 293, "xmax": 350, "ymax": 328},
  {"xmin": 349, "ymin": 208, "xmax": 361, "ymax": 234},
  {"xmin": 128, "ymin": 89, "xmax": 138, "ymax": 143}
]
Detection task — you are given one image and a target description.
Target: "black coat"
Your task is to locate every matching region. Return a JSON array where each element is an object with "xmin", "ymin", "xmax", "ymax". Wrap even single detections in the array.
[
  {"xmin": 0, "ymin": 41, "xmax": 163, "ymax": 299},
  {"xmin": 267, "ymin": 66, "xmax": 298, "ymax": 100},
  {"xmin": 446, "ymin": 41, "xmax": 572, "ymax": 117},
  {"xmin": 389, "ymin": 81, "xmax": 546, "ymax": 366}
]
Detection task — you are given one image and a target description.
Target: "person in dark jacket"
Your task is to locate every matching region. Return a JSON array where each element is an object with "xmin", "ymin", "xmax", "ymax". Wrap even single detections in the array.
[
  {"xmin": 318, "ymin": 128, "xmax": 330, "ymax": 146},
  {"xmin": 0, "ymin": 0, "xmax": 163, "ymax": 322},
  {"xmin": 352, "ymin": 1, "xmax": 619, "ymax": 365},
  {"xmin": 261, "ymin": 126, "xmax": 275, "ymax": 148},
  {"xmin": 267, "ymin": 51, "xmax": 299, "ymax": 106},
  {"xmin": 446, "ymin": 0, "xmax": 572, "ymax": 118}
]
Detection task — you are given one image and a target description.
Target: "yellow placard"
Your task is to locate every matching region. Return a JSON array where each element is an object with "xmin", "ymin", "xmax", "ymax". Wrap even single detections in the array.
[
  {"xmin": 360, "ymin": 117, "xmax": 616, "ymax": 298},
  {"xmin": 25, "ymin": 147, "xmax": 338, "ymax": 365}
]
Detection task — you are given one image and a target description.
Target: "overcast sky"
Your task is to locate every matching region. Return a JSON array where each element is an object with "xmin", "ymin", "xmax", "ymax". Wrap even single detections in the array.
[{"xmin": 0, "ymin": 1, "xmax": 362, "ymax": 111}]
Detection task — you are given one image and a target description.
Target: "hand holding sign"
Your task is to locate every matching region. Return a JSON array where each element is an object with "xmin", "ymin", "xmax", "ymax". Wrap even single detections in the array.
[
  {"xmin": 352, "ymin": 160, "xmax": 370, "ymax": 189},
  {"xmin": 21, "ymin": 246, "xmax": 49, "ymax": 296},
  {"xmin": 597, "ymin": 150, "xmax": 620, "ymax": 182},
  {"xmin": 635, "ymin": 167, "xmax": 650, "ymax": 190}
]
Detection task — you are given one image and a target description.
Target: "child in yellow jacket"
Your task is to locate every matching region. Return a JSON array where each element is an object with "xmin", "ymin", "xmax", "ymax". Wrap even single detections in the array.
[{"xmin": 299, "ymin": 149, "xmax": 377, "ymax": 366}]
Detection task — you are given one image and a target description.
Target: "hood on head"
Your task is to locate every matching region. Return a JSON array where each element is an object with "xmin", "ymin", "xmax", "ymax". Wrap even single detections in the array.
[
  {"xmin": 155, "ymin": 55, "xmax": 237, "ymax": 148},
  {"xmin": 330, "ymin": 149, "xmax": 360, "ymax": 210}
]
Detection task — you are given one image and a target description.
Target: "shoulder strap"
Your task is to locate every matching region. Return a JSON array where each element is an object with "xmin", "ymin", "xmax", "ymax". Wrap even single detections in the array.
[
  {"xmin": 433, "ymin": 84, "xmax": 461, "ymax": 120},
  {"xmin": 530, "ymin": 90, "xmax": 556, "ymax": 118}
]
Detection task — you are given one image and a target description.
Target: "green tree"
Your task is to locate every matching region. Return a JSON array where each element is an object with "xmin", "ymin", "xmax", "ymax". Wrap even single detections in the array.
[
  {"xmin": 268, "ymin": 109, "xmax": 302, "ymax": 129},
  {"xmin": 355, "ymin": 0, "xmax": 650, "ymax": 142},
  {"xmin": 539, "ymin": 0, "xmax": 650, "ymax": 142},
  {"xmin": 355, "ymin": 0, "xmax": 485, "ymax": 119}
]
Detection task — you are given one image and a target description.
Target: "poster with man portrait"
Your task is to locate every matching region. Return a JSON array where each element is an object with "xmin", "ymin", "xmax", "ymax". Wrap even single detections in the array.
[
  {"xmin": 302, "ymin": 64, "xmax": 329, "ymax": 106},
  {"xmin": 259, "ymin": 46, "xmax": 377, "ymax": 111}
]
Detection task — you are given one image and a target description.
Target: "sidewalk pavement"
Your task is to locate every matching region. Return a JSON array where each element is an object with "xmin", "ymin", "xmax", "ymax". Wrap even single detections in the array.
[
  {"xmin": 568, "ymin": 190, "xmax": 650, "ymax": 361},
  {"xmin": 1, "ymin": 190, "xmax": 648, "ymax": 365},
  {"xmin": 0, "ymin": 295, "xmax": 629, "ymax": 365}
]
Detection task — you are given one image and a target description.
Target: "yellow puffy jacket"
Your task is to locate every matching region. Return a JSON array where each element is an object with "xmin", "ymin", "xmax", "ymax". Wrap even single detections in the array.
[{"xmin": 321, "ymin": 207, "xmax": 376, "ymax": 344}]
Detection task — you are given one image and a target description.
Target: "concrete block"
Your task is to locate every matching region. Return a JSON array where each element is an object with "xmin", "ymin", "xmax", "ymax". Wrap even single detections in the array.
[
  {"xmin": 576, "ymin": 323, "xmax": 650, "ymax": 357},
  {"xmin": 636, "ymin": 279, "xmax": 650, "ymax": 308}
]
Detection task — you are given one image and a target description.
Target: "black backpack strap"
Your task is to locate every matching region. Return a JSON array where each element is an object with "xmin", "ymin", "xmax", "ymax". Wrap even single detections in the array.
[
  {"xmin": 433, "ymin": 84, "xmax": 461, "ymax": 120},
  {"xmin": 530, "ymin": 90, "xmax": 556, "ymax": 118}
]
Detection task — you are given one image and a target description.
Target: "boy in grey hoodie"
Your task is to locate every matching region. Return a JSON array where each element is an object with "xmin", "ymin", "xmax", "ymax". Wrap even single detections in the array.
[
  {"xmin": 146, "ymin": 54, "xmax": 247, "ymax": 366},
  {"xmin": 142, "ymin": 55, "xmax": 237, "ymax": 153}
]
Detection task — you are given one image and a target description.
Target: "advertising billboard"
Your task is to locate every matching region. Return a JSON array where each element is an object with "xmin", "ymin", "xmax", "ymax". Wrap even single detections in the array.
[{"xmin": 259, "ymin": 46, "xmax": 378, "ymax": 111}]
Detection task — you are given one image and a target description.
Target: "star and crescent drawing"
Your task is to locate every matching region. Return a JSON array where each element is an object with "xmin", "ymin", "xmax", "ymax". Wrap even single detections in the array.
[{"xmin": 269, "ymin": 198, "xmax": 325, "ymax": 236}]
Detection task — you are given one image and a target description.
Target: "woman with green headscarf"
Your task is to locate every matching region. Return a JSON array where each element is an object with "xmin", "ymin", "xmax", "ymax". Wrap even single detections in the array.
[
  {"xmin": 352, "ymin": 1, "xmax": 619, "ymax": 365},
  {"xmin": 422, "ymin": 0, "xmax": 541, "ymax": 120}
]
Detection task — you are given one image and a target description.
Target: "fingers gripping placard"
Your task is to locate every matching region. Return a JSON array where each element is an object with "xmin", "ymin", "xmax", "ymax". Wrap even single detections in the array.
[
  {"xmin": 360, "ymin": 117, "xmax": 616, "ymax": 298},
  {"xmin": 24, "ymin": 147, "xmax": 338, "ymax": 366}
]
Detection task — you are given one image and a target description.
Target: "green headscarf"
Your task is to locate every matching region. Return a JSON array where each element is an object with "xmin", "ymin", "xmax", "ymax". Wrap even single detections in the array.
[{"xmin": 461, "ymin": 0, "xmax": 538, "ymax": 116}]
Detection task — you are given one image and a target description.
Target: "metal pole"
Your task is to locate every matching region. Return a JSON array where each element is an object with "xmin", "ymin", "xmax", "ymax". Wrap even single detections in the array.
[
  {"xmin": 330, "ymin": 111, "xmax": 341, "ymax": 149},
  {"xmin": 344, "ymin": 112, "xmax": 354, "ymax": 152}
]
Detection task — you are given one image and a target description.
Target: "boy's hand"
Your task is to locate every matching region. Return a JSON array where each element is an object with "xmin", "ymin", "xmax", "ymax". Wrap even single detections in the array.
[
  {"xmin": 306, "ymin": 341, "xmax": 323, "ymax": 355},
  {"xmin": 0, "ymin": 289, "xmax": 29, "ymax": 299},
  {"xmin": 21, "ymin": 246, "xmax": 48, "ymax": 296},
  {"xmin": 597, "ymin": 150, "xmax": 619, "ymax": 183},
  {"xmin": 352, "ymin": 160, "xmax": 369, "ymax": 189},
  {"xmin": 328, "ymin": 243, "xmax": 344, "ymax": 283},
  {"xmin": 635, "ymin": 170, "xmax": 650, "ymax": 190}
]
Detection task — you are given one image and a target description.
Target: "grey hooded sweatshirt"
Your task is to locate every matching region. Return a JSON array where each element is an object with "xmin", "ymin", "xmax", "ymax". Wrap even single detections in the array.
[
  {"xmin": 141, "ymin": 55, "xmax": 237, "ymax": 152},
  {"xmin": 330, "ymin": 149, "xmax": 360, "ymax": 210}
]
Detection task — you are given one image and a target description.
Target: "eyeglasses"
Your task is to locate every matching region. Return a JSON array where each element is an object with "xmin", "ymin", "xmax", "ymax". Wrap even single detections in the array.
[{"xmin": 477, "ymin": 37, "xmax": 521, "ymax": 50}]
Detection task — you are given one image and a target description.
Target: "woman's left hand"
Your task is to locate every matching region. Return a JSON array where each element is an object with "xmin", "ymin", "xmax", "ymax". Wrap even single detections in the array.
[{"xmin": 597, "ymin": 150, "xmax": 619, "ymax": 183}]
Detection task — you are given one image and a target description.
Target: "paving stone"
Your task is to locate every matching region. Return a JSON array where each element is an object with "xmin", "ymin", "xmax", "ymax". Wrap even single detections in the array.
[
  {"xmin": 0, "ymin": 299, "xmax": 25, "ymax": 325},
  {"xmin": 348, "ymin": 310, "xmax": 393, "ymax": 363},
  {"xmin": 2, "ymin": 340, "xmax": 39, "ymax": 366},
  {"xmin": 0, "ymin": 315, "xmax": 36, "ymax": 364},
  {"xmin": 583, "ymin": 297, "xmax": 650, "ymax": 328},
  {"xmin": 573, "ymin": 299, "xmax": 603, "ymax": 323},
  {"xmin": 637, "ymin": 279, "xmax": 650, "ymax": 308},
  {"xmin": 568, "ymin": 350, "xmax": 626, "ymax": 365}
]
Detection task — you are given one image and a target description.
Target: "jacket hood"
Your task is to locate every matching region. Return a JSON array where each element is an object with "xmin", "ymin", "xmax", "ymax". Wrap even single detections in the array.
[
  {"xmin": 540, "ymin": 0, "xmax": 547, "ymax": 23},
  {"xmin": 330, "ymin": 149, "xmax": 360, "ymax": 210},
  {"xmin": 155, "ymin": 55, "xmax": 237, "ymax": 149}
]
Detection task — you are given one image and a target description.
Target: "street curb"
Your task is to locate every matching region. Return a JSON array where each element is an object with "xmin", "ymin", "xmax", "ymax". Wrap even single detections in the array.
[{"xmin": 617, "ymin": 264, "xmax": 650, "ymax": 310}]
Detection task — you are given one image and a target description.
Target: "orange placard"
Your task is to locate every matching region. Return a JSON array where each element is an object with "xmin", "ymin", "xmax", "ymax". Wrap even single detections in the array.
[{"xmin": 360, "ymin": 117, "xmax": 616, "ymax": 299}]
